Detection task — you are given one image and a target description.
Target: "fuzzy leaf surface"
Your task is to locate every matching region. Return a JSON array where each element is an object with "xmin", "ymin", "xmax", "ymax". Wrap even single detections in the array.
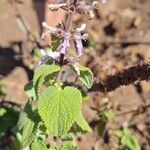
[
  {"xmin": 38, "ymin": 86, "xmax": 82, "ymax": 136},
  {"xmin": 61, "ymin": 143, "xmax": 76, "ymax": 150},
  {"xmin": 33, "ymin": 64, "xmax": 60, "ymax": 85},
  {"xmin": 33, "ymin": 64, "xmax": 60, "ymax": 96},
  {"xmin": 31, "ymin": 140, "xmax": 48, "ymax": 150}
]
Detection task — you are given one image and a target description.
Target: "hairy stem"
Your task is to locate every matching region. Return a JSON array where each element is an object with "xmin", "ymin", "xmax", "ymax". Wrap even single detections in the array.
[{"xmin": 57, "ymin": 10, "xmax": 75, "ymax": 82}]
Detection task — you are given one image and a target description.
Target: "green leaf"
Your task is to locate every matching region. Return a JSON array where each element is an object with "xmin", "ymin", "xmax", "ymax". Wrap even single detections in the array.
[
  {"xmin": 76, "ymin": 111, "xmax": 91, "ymax": 133},
  {"xmin": 0, "ymin": 108, "xmax": 7, "ymax": 117},
  {"xmin": 71, "ymin": 63, "xmax": 80, "ymax": 76},
  {"xmin": 116, "ymin": 128, "xmax": 141, "ymax": 150},
  {"xmin": 11, "ymin": 132, "xmax": 22, "ymax": 150},
  {"xmin": 31, "ymin": 140, "xmax": 48, "ymax": 150},
  {"xmin": 115, "ymin": 130, "xmax": 123, "ymax": 138},
  {"xmin": 17, "ymin": 102, "xmax": 40, "ymax": 148},
  {"xmin": 33, "ymin": 64, "xmax": 60, "ymax": 96},
  {"xmin": 79, "ymin": 66, "xmax": 93, "ymax": 88},
  {"xmin": 73, "ymin": 65, "xmax": 93, "ymax": 89},
  {"xmin": 61, "ymin": 143, "xmax": 76, "ymax": 150},
  {"xmin": 51, "ymin": 35, "xmax": 62, "ymax": 52},
  {"xmin": 61, "ymin": 132, "xmax": 75, "ymax": 141},
  {"xmin": 122, "ymin": 128, "xmax": 140, "ymax": 150},
  {"xmin": 24, "ymin": 81, "xmax": 36, "ymax": 101},
  {"xmin": 38, "ymin": 86, "xmax": 82, "ymax": 136},
  {"xmin": 128, "ymin": 137, "xmax": 140, "ymax": 150},
  {"xmin": 101, "ymin": 110, "xmax": 115, "ymax": 121},
  {"xmin": 34, "ymin": 64, "xmax": 60, "ymax": 85},
  {"xmin": 0, "ymin": 80, "xmax": 6, "ymax": 97},
  {"xmin": 0, "ymin": 107, "xmax": 19, "ymax": 140}
]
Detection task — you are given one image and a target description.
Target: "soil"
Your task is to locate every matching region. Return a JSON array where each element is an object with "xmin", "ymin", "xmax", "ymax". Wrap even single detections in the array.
[{"xmin": 0, "ymin": 0, "xmax": 150, "ymax": 149}]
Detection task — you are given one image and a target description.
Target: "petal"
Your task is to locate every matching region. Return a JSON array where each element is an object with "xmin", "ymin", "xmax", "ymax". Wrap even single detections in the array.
[
  {"xmin": 101, "ymin": 0, "xmax": 107, "ymax": 4},
  {"xmin": 74, "ymin": 33, "xmax": 84, "ymax": 56},
  {"xmin": 82, "ymin": 33, "xmax": 88, "ymax": 40},
  {"xmin": 42, "ymin": 22, "xmax": 57, "ymax": 32},
  {"xmin": 59, "ymin": 33, "xmax": 70, "ymax": 54},
  {"xmin": 76, "ymin": 24, "xmax": 87, "ymax": 32},
  {"xmin": 40, "ymin": 49, "xmax": 47, "ymax": 56},
  {"xmin": 76, "ymin": 41, "xmax": 84, "ymax": 56},
  {"xmin": 48, "ymin": 51, "xmax": 61, "ymax": 59},
  {"xmin": 89, "ymin": 10, "xmax": 95, "ymax": 18}
]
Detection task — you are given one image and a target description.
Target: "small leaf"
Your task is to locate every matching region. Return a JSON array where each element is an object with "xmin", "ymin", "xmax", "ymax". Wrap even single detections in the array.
[
  {"xmin": 72, "ymin": 65, "xmax": 93, "ymax": 88},
  {"xmin": 0, "ymin": 108, "xmax": 7, "ymax": 117},
  {"xmin": 116, "ymin": 128, "xmax": 141, "ymax": 150},
  {"xmin": 38, "ymin": 86, "xmax": 82, "ymax": 136},
  {"xmin": 51, "ymin": 35, "xmax": 62, "ymax": 52},
  {"xmin": 24, "ymin": 81, "xmax": 36, "ymax": 101},
  {"xmin": 128, "ymin": 137, "xmax": 140, "ymax": 150},
  {"xmin": 61, "ymin": 132, "xmax": 75, "ymax": 141},
  {"xmin": 61, "ymin": 143, "xmax": 76, "ymax": 150},
  {"xmin": 34, "ymin": 64, "xmax": 60, "ymax": 85},
  {"xmin": 0, "ymin": 80, "xmax": 6, "ymax": 97},
  {"xmin": 101, "ymin": 110, "xmax": 115, "ymax": 121},
  {"xmin": 78, "ymin": 66, "xmax": 93, "ymax": 89},
  {"xmin": 11, "ymin": 132, "xmax": 22, "ymax": 150},
  {"xmin": 31, "ymin": 140, "xmax": 48, "ymax": 150},
  {"xmin": 17, "ymin": 102, "xmax": 40, "ymax": 148},
  {"xmin": 76, "ymin": 111, "xmax": 91, "ymax": 133},
  {"xmin": 0, "ymin": 107, "xmax": 19, "ymax": 140},
  {"xmin": 71, "ymin": 63, "xmax": 80, "ymax": 76},
  {"xmin": 33, "ymin": 64, "xmax": 60, "ymax": 96},
  {"xmin": 115, "ymin": 130, "xmax": 123, "ymax": 138},
  {"xmin": 123, "ymin": 128, "xmax": 140, "ymax": 150}
]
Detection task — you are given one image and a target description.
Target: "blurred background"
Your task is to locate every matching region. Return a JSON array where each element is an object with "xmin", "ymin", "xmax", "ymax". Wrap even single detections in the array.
[{"xmin": 0, "ymin": 0, "xmax": 150, "ymax": 149}]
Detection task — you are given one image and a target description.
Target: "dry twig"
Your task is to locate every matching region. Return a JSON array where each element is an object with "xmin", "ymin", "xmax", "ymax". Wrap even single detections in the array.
[{"xmin": 90, "ymin": 62, "xmax": 150, "ymax": 93}]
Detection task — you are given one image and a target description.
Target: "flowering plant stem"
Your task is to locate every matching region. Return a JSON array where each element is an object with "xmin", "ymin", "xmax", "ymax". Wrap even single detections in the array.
[{"xmin": 14, "ymin": 0, "xmax": 107, "ymax": 149}]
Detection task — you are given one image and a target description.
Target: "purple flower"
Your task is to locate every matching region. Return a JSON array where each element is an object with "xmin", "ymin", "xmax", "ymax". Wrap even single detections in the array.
[
  {"xmin": 74, "ymin": 24, "xmax": 88, "ymax": 56},
  {"xmin": 41, "ymin": 22, "xmax": 65, "ymax": 39},
  {"xmin": 42, "ymin": 22, "xmax": 88, "ymax": 58},
  {"xmin": 58, "ymin": 33, "xmax": 70, "ymax": 55},
  {"xmin": 40, "ymin": 49, "xmax": 60, "ymax": 60},
  {"xmin": 74, "ymin": 33, "xmax": 88, "ymax": 56},
  {"xmin": 74, "ymin": 33, "xmax": 84, "ymax": 56},
  {"xmin": 76, "ymin": 1, "xmax": 97, "ymax": 19}
]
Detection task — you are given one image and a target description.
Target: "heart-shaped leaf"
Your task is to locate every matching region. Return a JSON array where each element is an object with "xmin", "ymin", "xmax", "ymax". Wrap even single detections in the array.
[{"xmin": 38, "ymin": 86, "xmax": 82, "ymax": 136}]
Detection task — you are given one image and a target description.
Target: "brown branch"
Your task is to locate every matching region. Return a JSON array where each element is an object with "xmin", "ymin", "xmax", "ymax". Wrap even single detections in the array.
[
  {"xmin": 89, "ymin": 62, "xmax": 150, "ymax": 93},
  {"xmin": 116, "ymin": 104, "xmax": 150, "ymax": 116}
]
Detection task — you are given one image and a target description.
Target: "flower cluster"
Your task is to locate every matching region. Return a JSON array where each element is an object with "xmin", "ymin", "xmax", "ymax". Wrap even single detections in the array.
[
  {"xmin": 40, "ymin": 0, "xmax": 107, "ymax": 64},
  {"xmin": 41, "ymin": 22, "xmax": 87, "ymax": 60},
  {"xmin": 48, "ymin": 0, "xmax": 107, "ymax": 19}
]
